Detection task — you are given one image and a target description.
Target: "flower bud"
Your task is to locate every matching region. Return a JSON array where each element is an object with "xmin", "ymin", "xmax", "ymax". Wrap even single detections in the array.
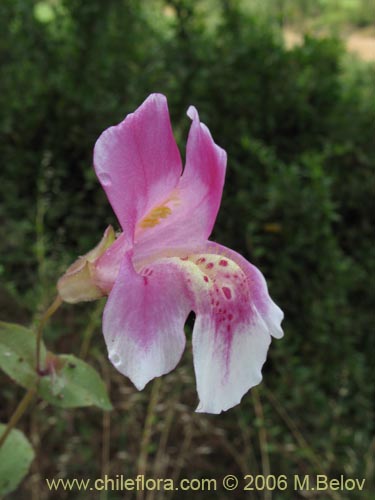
[{"xmin": 57, "ymin": 226, "xmax": 115, "ymax": 303}]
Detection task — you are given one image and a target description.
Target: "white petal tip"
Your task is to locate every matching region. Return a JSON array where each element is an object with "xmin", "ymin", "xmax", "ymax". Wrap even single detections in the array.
[
  {"xmin": 187, "ymin": 105, "xmax": 199, "ymax": 121},
  {"xmin": 272, "ymin": 327, "xmax": 284, "ymax": 339},
  {"xmin": 133, "ymin": 379, "xmax": 148, "ymax": 391},
  {"xmin": 147, "ymin": 92, "xmax": 167, "ymax": 105},
  {"xmin": 195, "ymin": 371, "xmax": 264, "ymax": 414},
  {"xmin": 195, "ymin": 403, "xmax": 222, "ymax": 415}
]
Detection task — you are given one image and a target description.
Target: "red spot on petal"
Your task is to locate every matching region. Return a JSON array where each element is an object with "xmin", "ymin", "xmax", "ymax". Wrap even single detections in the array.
[
  {"xmin": 203, "ymin": 275, "xmax": 209, "ymax": 282},
  {"xmin": 222, "ymin": 287, "xmax": 232, "ymax": 300},
  {"xmin": 180, "ymin": 256, "xmax": 188, "ymax": 261},
  {"xmin": 196, "ymin": 257, "xmax": 206, "ymax": 264},
  {"xmin": 219, "ymin": 259, "xmax": 228, "ymax": 266},
  {"xmin": 143, "ymin": 277, "xmax": 148, "ymax": 285},
  {"xmin": 228, "ymin": 313, "xmax": 233, "ymax": 321},
  {"xmin": 206, "ymin": 263, "xmax": 214, "ymax": 269}
]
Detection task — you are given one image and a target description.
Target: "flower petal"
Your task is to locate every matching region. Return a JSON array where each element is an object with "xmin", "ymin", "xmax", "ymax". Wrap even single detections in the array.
[
  {"xmin": 94, "ymin": 232, "xmax": 131, "ymax": 294},
  {"xmin": 182, "ymin": 106, "xmax": 227, "ymax": 237},
  {"xmin": 151, "ymin": 241, "xmax": 283, "ymax": 413},
  {"xmin": 102, "ymin": 252, "xmax": 191, "ymax": 390},
  {"xmin": 193, "ymin": 308, "xmax": 271, "ymax": 414},
  {"xmin": 206, "ymin": 242, "xmax": 284, "ymax": 341},
  {"xmin": 93, "ymin": 94, "xmax": 182, "ymax": 242},
  {"xmin": 134, "ymin": 106, "xmax": 226, "ymax": 259}
]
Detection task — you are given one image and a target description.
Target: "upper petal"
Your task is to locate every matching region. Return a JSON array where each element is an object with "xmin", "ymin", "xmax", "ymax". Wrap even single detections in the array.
[
  {"xmin": 102, "ymin": 252, "xmax": 191, "ymax": 390},
  {"xmin": 181, "ymin": 106, "xmax": 226, "ymax": 237},
  {"xmin": 133, "ymin": 107, "xmax": 227, "ymax": 259},
  {"xmin": 93, "ymin": 94, "xmax": 182, "ymax": 242}
]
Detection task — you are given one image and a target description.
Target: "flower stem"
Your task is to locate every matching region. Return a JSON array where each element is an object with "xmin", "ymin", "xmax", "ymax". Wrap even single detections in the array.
[
  {"xmin": 0, "ymin": 386, "xmax": 37, "ymax": 449},
  {"xmin": 136, "ymin": 377, "xmax": 162, "ymax": 500},
  {"xmin": 79, "ymin": 300, "xmax": 104, "ymax": 360},
  {"xmin": 36, "ymin": 295, "xmax": 62, "ymax": 374}
]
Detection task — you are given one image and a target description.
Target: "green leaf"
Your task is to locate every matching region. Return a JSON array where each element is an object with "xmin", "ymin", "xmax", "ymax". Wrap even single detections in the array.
[
  {"xmin": 0, "ymin": 321, "xmax": 45, "ymax": 388},
  {"xmin": 38, "ymin": 354, "xmax": 113, "ymax": 411},
  {"xmin": 0, "ymin": 425, "xmax": 35, "ymax": 495},
  {"xmin": 0, "ymin": 322, "xmax": 112, "ymax": 411}
]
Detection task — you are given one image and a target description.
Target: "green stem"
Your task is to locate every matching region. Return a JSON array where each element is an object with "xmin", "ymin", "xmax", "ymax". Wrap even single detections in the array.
[
  {"xmin": 136, "ymin": 377, "xmax": 162, "ymax": 500},
  {"xmin": 79, "ymin": 300, "xmax": 104, "ymax": 360},
  {"xmin": 0, "ymin": 386, "xmax": 37, "ymax": 449},
  {"xmin": 0, "ymin": 295, "xmax": 63, "ymax": 449},
  {"xmin": 252, "ymin": 387, "xmax": 271, "ymax": 500},
  {"xmin": 36, "ymin": 295, "xmax": 62, "ymax": 374}
]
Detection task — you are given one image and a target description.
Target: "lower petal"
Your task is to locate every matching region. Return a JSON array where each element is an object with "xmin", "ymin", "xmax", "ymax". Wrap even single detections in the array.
[
  {"xmin": 155, "ymin": 242, "xmax": 283, "ymax": 413},
  {"xmin": 103, "ymin": 252, "xmax": 191, "ymax": 390},
  {"xmin": 193, "ymin": 310, "xmax": 271, "ymax": 413}
]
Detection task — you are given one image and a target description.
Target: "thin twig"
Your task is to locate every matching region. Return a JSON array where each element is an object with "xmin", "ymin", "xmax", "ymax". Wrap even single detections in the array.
[
  {"xmin": 236, "ymin": 407, "xmax": 259, "ymax": 476},
  {"xmin": 30, "ymin": 403, "xmax": 41, "ymax": 500},
  {"xmin": 252, "ymin": 387, "xmax": 272, "ymax": 500},
  {"xmin": 137, "ymin": 377, "xmax": 162, "ymax": 500},
  {"xmin": 0, "ymin": 386, "xmax": 37, "ymax": 448},
  {"xmin": 35, "ymin": 295, "xmax": 62, "ymax": 373},
  {"xmin": 219, "ymin": 436, "xmax": 253, "ymax": 479},
  {"xmin": 263, "ymin": 386, "xmax": 341, "ymax": 500},
  {"xmin": 168, "ymin": 415, "xmax": 194, "ymax": 499},
  {"xmin": 99, "ymin": 355, "xmax": 111, "ymax": 500},
  {"xmin": 79, "ymin": 300, "xmax": 105, "ymax": 359},
  {"xmin": 148, "ymin": 394, "xmax": 178, "ymax": 500}
]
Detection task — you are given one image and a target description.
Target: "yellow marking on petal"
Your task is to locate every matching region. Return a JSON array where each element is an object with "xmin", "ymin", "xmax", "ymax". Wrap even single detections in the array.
[
  {"xmin": 139, "ymin": 204, "xmax": 172, "ymax": 229},
  {"xmin": 151, "ymin": 206, "xmax": 172, "ymax": 218}
]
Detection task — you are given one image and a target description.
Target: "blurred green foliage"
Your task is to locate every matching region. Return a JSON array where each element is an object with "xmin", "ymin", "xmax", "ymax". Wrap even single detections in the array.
[
  {"xmin": 242, "ymin": 0, "xmax": 374, "ymax": 29},
  {"xmin": 0, "ymin": 0, "xmax": 374, "ymax": 498}
]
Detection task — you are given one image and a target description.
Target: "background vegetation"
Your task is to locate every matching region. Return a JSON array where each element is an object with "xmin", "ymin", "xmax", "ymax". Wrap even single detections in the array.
[{"xmin": 0, "ymin": 0, "xmax": 374, "ymax": 498}]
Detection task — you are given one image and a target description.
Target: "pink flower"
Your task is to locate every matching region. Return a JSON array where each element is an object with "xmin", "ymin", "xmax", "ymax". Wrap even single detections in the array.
[{"xmin": 59, "ymin": 94, "xmax": 284, "ymax": 413}]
